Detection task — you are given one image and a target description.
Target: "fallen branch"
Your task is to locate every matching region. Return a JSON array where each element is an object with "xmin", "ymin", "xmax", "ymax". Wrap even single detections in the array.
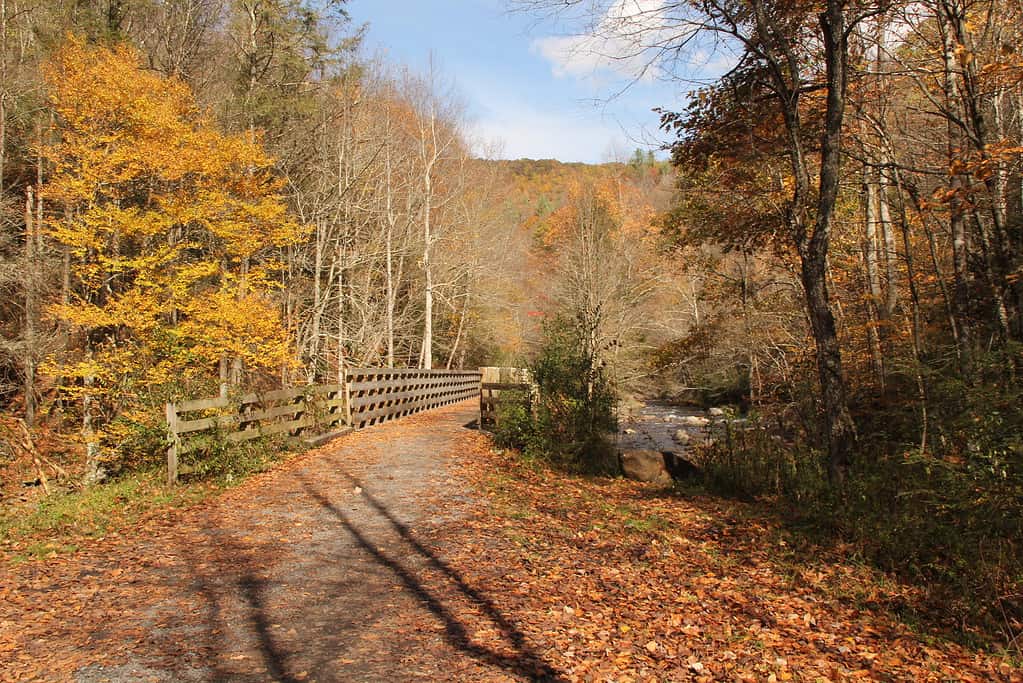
[{"xmin": 2, "ymin": 419, "xmax": 69, "ymax": 495}]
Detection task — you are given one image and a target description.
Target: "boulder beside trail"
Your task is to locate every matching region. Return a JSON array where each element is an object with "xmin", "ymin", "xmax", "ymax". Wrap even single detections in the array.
[{"xmin": 620, "ymin": 449, "xmax": 673, "ymax": 486}]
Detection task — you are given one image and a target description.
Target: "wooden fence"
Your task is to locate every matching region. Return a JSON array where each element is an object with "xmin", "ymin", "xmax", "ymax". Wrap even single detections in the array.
[
  {"xmin": 479, "ymin": 366, "xmax": 532, "ymax": 427},
  {"xmin": 165, "ymin": 384, "xmax": 346, "ymax": 485},
  {"xmin": 165, "ymin": 368, "xmax": 482, "ymax": 484},
  {"xmin": 345, "ymin": 368, "xmax": 481, "ymax": 429}
]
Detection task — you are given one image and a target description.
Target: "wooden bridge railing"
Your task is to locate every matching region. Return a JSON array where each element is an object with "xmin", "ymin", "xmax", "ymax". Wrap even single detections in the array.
[
  {"xmin": 345, "ymin": 368, "xmax": 481, "ymax": 429},
  {"xmin": 165, "ymin": 368, "xmax": 482, "ymax": 484}
]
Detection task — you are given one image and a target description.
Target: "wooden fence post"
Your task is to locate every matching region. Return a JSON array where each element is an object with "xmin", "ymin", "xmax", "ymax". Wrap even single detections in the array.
[
  {"xmin": 166, "ymin": 401, "xmax": 180, "ymax": 486},
  {"xmin": 343, "ymin": 371, "xmax": 353, "ymax": 427}
]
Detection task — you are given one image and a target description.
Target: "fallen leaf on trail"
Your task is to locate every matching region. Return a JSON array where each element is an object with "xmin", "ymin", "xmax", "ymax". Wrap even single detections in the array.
[{"xmin": 1, "ymin": 406, "xmax": 1017, "ymax": 683}]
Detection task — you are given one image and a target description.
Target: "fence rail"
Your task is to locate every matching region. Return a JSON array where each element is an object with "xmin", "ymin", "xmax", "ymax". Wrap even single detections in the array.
[{"xmin": 165, "ymin": 368, "xmax": 483, "ymax": 485}]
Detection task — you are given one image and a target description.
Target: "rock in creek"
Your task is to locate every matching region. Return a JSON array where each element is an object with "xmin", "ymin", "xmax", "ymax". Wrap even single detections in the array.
[
  {"xmin": 673, "ymin": 429, "xmax": 691, "ymax": 444},
  {"xmin": 680, "ymin": 415, "xmax": 710, "ymax": 427},
  {"xmin": 620, "ymin": 450, "xmax": 673, "ymax": 486},
  {"xmin": 620, "ymin": 449, "xmax": 701, "ymax": 485}
]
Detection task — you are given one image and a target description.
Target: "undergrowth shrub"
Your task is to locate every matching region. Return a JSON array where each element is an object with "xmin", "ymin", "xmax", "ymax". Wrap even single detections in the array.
[
  {"xmin": 700, "ymin": 419, "xmax": 828, "ymax": 505},
  {"xmin": 101, "ymin": 410, "xmax": 168, "ymax": 475},
  {"xmin": 494, "ymin": 318, "xmax": 618, "ymax": 474},
  {"xmin": 98, "ymin": 395, "xmax": 293, "ymax": 484},
  {"xmin": 180, "ymin": 431, "xmax": 290, "ymax": 482},
  {"xmin": 492, "ymin": 390, "xmax": 537, "ymax": 452},
  {"xmin": 697, "ymin": 352, "xmax": 1023, "ymax": 643}
]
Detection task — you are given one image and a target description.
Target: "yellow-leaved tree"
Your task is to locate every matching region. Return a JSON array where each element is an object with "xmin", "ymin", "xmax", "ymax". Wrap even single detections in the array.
[{"xmin": 41, "ymin": 37, "xmax": 304, "ymax": 479}]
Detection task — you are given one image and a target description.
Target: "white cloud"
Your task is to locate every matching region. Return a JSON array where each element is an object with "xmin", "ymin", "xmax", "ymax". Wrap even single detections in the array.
[{"xmin": 532, "ymin": 0, "xmax": 672, "ymax": 83}]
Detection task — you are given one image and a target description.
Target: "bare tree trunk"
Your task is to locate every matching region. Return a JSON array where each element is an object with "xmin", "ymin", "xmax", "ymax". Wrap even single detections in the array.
[
  {"xmin": 384, "ymin": 142, "xmax": 396, "ymax": 368},
  {"xmin": 861, "ymin": 162, "xmax": 885, "ymax": 387},
  {"xmin": 892, "ymin": 167, "xmax": 929, "ymax": 451},
  {"xmin": 942, "ymin": 0, "xmax": 1012, "ymax": 344},
  {"xmin": 36, "ymin": 117, "xmax": 43, "ymax": 250},
  {"xmin": 307, "ymin": 218, "xmax": 324, "ymax": 382},
  {"xmin": 877, "ymin": 169, "xmax": 898, "ymax": 319},
  {"xmin": 905, "ymin": 181, "xmax": 962, "ymax": 366},
  {"xmin": 82, "ymin": 354, "xmax": 102, "ymax": 486},
  {"xmin": 971, "ymin": 208, "xmax": 1012, "ymax": 342},
  {"xmin": 282, "ymin": 243, "xmax": 293, "ymax": 387},
  {"xmin": 942, "ymin": 18, "xmax": 974, "ymax": 379},
  {"xmin": 749, "ymin": 0, "xmax": 856, "ymax": 482},
  {"xmin": 54, "ymin": 223, "xmax": 71, "ymax": 422},
  {"xmin": 422, "ymin": 171, "xmax": 433, "ymax": 370},
  {"xmin": 991, "ymin": 86, "xmax": 1009, "ymax": 268},
  {"xmin": 385, "ymin": 222, "xmax": 395, "ymax": 368},
  {"xmin": 24, "ymin": 186, "xmax": 36, "ymax": 426},
  {"xmin": 871, "ymin": 18, "xmax": 899, "ymax": 323},
  {"xmin": 446, "ymin": 290, "xmax": 470, "ymax": 370},
  {"xmin": 1015, "ymin": 89, "xmax": 1023, "ymax": 338},
  {"xmin": 0, "ymin": 0, "xmax": 6, "ymax": 201},
  {"xmin": 740, "ymin": 251, "xmax": 761, "ymax": 403},
  {"xmin": 336, "ymin": 241, "xmax": 346, "ymax": 384},
  {"xmin": 227, "ymin": 248, "xmax": 249, "ymax": 386}
]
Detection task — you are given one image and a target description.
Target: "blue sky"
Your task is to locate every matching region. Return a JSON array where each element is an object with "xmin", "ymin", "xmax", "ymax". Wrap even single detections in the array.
[{"xmin": 347, "ymin": 0, "xmax": 687, "ymax": 163}]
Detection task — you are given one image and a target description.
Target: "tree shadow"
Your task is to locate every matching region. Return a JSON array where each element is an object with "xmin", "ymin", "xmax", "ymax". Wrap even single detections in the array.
[
  {"xmin": 181, "ymin": 473, "xmax": 565, "ymax": 682},
  {"xmin": 299, "ymin": 474, "xmax": 566, "ymax": 682},
  {"xmin": 181, "ymin": 525, "xmax": 304, "ymax": 683},
  {"xmin": 235, "ymin": 572, "xmax": 302, "ymax": 683}
]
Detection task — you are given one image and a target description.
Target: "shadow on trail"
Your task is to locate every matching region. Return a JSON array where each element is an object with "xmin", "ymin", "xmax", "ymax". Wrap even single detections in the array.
[
  {"xmin": 181, "ymin": 523, "xmax": 304, "ymax": 683},
  {"xmin": 236, "ymin": 573, "xmax": 302, "ymax": 683},
  {"xmin": 174, "ymin": 404, "xmax": 562, "ymax": 682},
  {"xmin": 300, "ymin": 472, "xmax": 566, "ymax": 682}
]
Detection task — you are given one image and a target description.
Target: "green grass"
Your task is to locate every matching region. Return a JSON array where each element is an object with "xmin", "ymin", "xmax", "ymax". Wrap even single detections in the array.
[
  {"xmin": 0, "ymin": 471, "xmax": 207, "ymax": 559},
  {"xmin": 1, "ymin": 438, "xmax": 295, "ymax": 563},
  {"xmin": 592, "ymin": 500, "xmax": 671, "ymax": 534},
  {"xmin": 621, "ymin": 511, "xmax": 669, "ymax": 533}
]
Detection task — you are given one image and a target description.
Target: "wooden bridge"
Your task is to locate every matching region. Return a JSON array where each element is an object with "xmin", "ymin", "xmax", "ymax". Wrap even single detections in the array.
[{"xmin": 165, "ymin": 367, "xmax": 529, "ymax": 484}]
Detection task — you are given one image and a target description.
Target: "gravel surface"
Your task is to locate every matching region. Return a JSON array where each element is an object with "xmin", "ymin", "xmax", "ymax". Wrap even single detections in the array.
[{"xmin": 4, "ymin": 401, "xmax": 536, "ymax": 682}]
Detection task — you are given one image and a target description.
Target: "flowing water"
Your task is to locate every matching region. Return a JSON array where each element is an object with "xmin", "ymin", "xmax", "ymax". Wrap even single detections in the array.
[{"xmin": 615, "ymin": 401, "xmax": 710, "ymax": 454}]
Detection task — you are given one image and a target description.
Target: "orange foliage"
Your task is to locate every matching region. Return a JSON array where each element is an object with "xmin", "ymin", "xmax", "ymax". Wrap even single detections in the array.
[{"xmin": 41, "ymin": 37, "xmax": 304, "ymax": 409}]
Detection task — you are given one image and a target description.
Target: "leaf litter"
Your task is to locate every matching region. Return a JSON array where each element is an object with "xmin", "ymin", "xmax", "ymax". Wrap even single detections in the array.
[{"xmin": 0, "ymin": 403, "xmax": 1019, "ymax": 682}]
